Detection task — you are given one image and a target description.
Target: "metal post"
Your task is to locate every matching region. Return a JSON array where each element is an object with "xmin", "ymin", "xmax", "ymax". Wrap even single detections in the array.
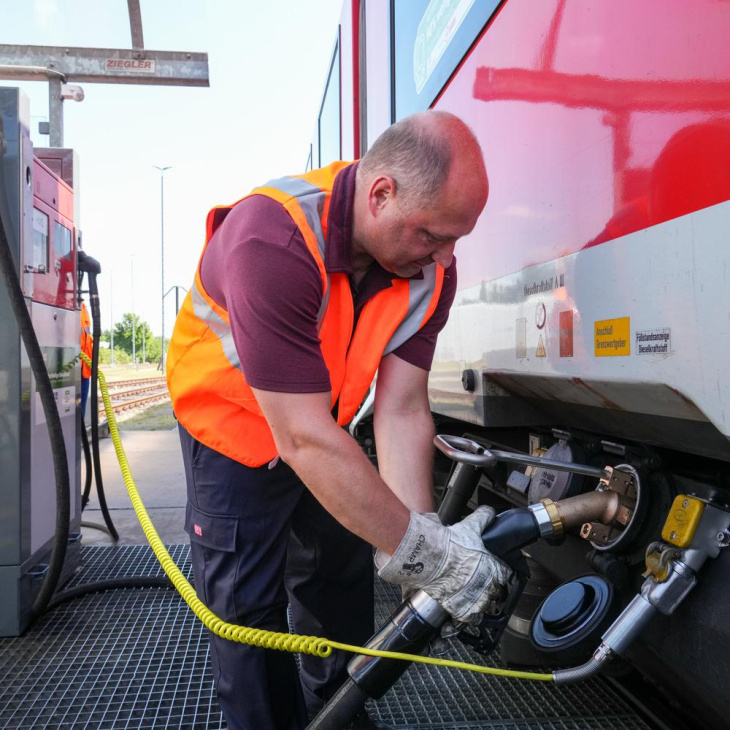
[
  {"xmin": 48, "ymin": 76, "xmax": 64, "ymax": 147},
  {"xmin": 175, "ymin": 285, "xmax": 179, "ymax": 316},
  {"xmin": 131, "ymin": 255, "xmax": 136, "ymax": 366},
  {"xmin": 142, "ymin": 326, "xmax": 146, "ymax": 364},
  {"xmin": 110, "ymin": 271, "xmax": 115, "ymax": 366},
  {"xmin": 154, "ymin": 165, "xmax": 171, "ymax": 371}
]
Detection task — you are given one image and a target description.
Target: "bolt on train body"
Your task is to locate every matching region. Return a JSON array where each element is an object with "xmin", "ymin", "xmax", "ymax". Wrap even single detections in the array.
[{"xmin": 306, "ymin": 2, "xmax": 730, "ymax": 728}]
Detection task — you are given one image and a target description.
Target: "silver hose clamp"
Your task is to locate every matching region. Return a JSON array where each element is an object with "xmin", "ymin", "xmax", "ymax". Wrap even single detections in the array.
[{"xmin": 528, "ymin": 502, "xmax": 556, "ymax": 539}]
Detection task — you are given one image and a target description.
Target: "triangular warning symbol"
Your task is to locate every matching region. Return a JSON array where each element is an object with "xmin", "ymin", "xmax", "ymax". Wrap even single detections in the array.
[{"xmin": 536, "ymin": 334, "xmax": 546, "ymax": 357}]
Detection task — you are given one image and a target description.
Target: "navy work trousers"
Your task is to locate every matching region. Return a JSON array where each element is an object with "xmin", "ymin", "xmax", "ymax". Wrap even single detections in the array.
[{"xmin": 178, "ymin": 424, "xmax": 374, "ymax": 730}]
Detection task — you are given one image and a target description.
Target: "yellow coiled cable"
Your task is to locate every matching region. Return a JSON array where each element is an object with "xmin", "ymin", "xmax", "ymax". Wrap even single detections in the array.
[{"xmin": 84, "ymin": 354, "xmax": 553, "ymax": 682}]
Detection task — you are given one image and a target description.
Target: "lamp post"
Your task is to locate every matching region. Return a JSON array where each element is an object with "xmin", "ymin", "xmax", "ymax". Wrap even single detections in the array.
[
  {"xmin": 153, "ymin": 165, "xmax": 172, "ymax": 371},
  {"xmin": 130, "ymin": 255, "xmax": 136, "ymax": 367},
  {"xmin": 110, "ymin": 270, "xmax": 115, "ymax": 366}
]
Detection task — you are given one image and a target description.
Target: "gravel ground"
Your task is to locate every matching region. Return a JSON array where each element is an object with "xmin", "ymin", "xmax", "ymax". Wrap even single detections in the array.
[{"xmin": 117, "ymin": 402, "xmax": 177, "ymax": 431}]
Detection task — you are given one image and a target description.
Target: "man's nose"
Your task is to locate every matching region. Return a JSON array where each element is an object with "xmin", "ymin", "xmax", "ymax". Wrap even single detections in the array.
[{"xmin": 431, "ymin": 241, "xmax": 456, "ymax": 268}]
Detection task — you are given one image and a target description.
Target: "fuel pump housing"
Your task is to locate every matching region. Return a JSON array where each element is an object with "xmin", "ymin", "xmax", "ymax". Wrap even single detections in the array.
[{"xmin": 0, "ymin": 86, "xmax": 82, "ymax": 636}]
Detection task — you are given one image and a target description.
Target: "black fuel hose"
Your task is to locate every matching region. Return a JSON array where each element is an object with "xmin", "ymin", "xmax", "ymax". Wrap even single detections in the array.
[
  {"xmin": 0, "ymin": 191, "xmax": 71, "ymax": 621},
  {"xmin": 78, "ymin": 251, "xmax": 119, "ymax": 542},
  {"xmin": 307, "ymin": 508, "xmax": 542, "ymax": 729},
  {"xmin": 80, "ymin": 414, "xmax": 93, "ymax": 508},
  {"xmin": 46, "ymin": 576, "xmax": 173, "ymax": 611}
]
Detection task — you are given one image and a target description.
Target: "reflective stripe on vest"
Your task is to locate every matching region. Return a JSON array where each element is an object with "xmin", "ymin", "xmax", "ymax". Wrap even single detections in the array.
[{"xmin": 167, "ymin": 161, "xmax": 444, "ymax": 467}]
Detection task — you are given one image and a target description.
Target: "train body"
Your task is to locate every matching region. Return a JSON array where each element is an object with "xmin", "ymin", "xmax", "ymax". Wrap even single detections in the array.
[{"xmin": 309, "ymin": 2, "xmax": 730, "ymax": 727}]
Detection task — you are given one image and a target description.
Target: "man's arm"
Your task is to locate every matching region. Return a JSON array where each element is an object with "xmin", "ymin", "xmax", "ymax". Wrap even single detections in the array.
[
  {"xmin": 251, "ymin": 387, "xmax": 410, "ymax": 555},
  {"xmin": 372, "ymin": 353, "xmax": 436, "ymax": 513}
]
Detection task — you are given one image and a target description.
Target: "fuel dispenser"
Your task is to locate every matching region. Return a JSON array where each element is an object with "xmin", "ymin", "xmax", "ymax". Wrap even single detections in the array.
[{"xmin": 0, "ymin": 86, "xmax": 82, "ymax": 636}]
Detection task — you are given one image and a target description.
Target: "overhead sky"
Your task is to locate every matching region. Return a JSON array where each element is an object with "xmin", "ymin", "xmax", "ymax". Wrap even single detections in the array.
[{"xmin": 1, "ymin": 0, "xmax": 345, "ymax": 340}]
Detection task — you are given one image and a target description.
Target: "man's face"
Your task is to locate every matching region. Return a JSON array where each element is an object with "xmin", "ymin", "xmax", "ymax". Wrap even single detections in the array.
[{"xmin": 364, "ymin": 169, "xmax": 488, "ymax": 278}]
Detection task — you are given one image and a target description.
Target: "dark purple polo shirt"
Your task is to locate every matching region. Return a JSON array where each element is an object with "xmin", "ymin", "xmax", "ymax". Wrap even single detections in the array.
[{"xmin": 199, "ymin": 163, "xmax": 457, "ymax": 393}]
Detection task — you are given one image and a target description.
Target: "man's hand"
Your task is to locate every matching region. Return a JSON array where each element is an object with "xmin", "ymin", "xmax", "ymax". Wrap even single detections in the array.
[{"xmin": 376, "ymin": 506, "xmax": 511, "ymax": 623}]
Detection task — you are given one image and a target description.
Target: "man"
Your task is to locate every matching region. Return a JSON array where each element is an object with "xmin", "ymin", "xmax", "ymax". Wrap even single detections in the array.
[
  {"xmin": 79, "ymin": 300, "xmax": 93, "ymax": 417},
  {"xmin": 167, "ymin": 110, "xmax": 509, "ymax": 730}
]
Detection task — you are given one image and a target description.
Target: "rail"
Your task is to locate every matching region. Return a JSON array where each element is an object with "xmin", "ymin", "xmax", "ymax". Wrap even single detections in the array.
[{"xmin": 98, "ymin": 379, "xmax": 169, "ymax": 419}]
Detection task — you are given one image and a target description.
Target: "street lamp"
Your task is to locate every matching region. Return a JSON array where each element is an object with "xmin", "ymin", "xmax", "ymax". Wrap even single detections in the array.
[
  {"xmin": 110, "ymin": 270, "xmax": 115, "ymax": 366},
  {"xmin": 153, "ymin": 165, "xmax": 172, "ymax": 371},
  {"xmin": 130, "ymin": 255, "xmax": 136, "ymax": 367}
]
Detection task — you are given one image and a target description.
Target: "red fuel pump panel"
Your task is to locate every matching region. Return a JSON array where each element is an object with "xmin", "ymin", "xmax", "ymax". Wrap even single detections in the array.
[{"xmin": 30, "ymin": 158, "xmax": 76, "ymax": 310}]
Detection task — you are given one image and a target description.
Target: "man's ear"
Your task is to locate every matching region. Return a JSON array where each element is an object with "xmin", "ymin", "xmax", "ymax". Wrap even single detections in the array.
[{"xmin": 368, "ymin": 175, "xmax": 396, "ymax": 217}]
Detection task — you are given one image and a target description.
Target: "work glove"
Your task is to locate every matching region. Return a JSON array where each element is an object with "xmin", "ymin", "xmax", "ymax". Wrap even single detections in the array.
[{"xmin": 376, "ymin": 506, "xmax": 511, "ymax": 624}]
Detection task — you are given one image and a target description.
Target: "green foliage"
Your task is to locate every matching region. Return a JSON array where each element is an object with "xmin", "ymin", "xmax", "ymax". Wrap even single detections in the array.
[
  {"xmin": 99, "ymin": 347, "xmax": 132, "ymax": 365},
  {"xmin": 113, "ymin": 313, "xmax": 155, "ymax": 361},
  {"xmin": 144, "ymin": 335, "xmax": 163, "ymax": 364}
]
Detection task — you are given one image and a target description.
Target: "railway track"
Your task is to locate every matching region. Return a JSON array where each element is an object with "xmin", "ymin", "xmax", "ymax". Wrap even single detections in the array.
[
  {"xmin": 106, "ymin": 376, "xmax": 166, "ymax": 391},
  {"xmin": 99, "ymin": 378, "xmax": 170, "ymax": 419}
]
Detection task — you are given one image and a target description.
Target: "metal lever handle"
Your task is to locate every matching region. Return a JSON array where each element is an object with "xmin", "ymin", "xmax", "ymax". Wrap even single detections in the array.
[
  {"xmin": 434, "ymin": 434, "xmax": 610, "ymax": 480},
  {"xmin": 433, "ymin": 434, "xmax": 499, "ymax": 467}
]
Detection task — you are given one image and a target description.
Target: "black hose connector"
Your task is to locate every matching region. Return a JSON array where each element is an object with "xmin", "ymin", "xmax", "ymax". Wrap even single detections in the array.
[{"xmin": 481, "ymin": 509, "xmax": 541, "ymax": 565}]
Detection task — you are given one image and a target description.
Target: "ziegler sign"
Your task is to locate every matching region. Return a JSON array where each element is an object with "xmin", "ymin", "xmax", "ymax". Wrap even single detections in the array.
[{"xmin": 105, "ymin": 58, "xmax": 156, "ymax": 73}]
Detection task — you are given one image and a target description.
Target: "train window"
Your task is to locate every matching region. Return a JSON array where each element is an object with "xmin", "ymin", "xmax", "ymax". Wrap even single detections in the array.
[
  {"xmin": 32, "ymin": 208, "xmax": 49, "ymax": 273},
  {"xmin": 54, "ymin": 222, "xmax": 72, "ymax": 260},
  {"xmin": 392, "ymin": 0, "xmax": 500, "ymax": 119},
  {"xmin": 318, "ymin": 38, "xmax": 342, "ymax": 167}
]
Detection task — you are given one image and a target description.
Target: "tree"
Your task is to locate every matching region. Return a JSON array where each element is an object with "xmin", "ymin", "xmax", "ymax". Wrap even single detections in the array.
[
  {"xmin": 113, "ymin": 313, "xmax": 155, "ymax": 360},
  {"xmin": 144, "ymin": 335, "xmax": 163, "ymax": 364},
  {"xmin": 99, "ymin": 347, "xmax": 132, "ymax": 365}
]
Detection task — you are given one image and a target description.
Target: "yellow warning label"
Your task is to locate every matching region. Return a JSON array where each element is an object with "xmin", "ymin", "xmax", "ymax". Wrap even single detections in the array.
[
  {"xmin": 536, "ymin": 334, "xmax": 546, "ymax": 357},
  {"xmin": 595, "ymin": 317, "xmax": 630, "ymax": 356}
]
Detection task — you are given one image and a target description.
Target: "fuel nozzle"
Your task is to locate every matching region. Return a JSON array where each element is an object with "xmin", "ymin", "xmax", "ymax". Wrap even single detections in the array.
[
  {"xmin": 77, "ymin": 250, "xmax": 101, "ymax": 275},
  {"xmin": 77, "ymin": 250, "xmax": 102, "ymax": 318}
]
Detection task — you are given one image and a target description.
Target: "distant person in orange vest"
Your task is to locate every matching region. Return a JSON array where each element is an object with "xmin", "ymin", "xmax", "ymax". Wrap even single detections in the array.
[
  {"xmin": 167, "ymin": 111, "xmax": 508, "ymax": 730},
  {"xmin": 80, "ymin": 301, "xmax": 93, "ymax": 418}
]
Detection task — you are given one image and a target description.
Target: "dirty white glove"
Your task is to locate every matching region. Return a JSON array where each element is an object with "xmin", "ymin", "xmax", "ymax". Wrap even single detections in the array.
[
  {"xmin": 376, "ymin": 507, "xmax": 511, "ymax": 623},
  {"xmin": 374, "ymin": 512, "xmax": 441, "ymax": 601}
]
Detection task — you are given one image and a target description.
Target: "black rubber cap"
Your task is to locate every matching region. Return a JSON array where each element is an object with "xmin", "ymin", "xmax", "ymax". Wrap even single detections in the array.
[
  {"xmin": 541, "ymin": 582, "xmax": 595, "ymax": 635},
  {"xmin": 531, "ymin": 575, "xmax": 615, "ymax": 653},
  {"xmin": 461, "ymin": 369, "xmax": 476, "ymax": 392}
]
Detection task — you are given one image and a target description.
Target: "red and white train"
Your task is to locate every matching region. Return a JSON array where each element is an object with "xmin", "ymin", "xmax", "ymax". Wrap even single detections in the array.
[{"xmin": 308, "ymin": 2, "xmax": 730, "ymax": 727}]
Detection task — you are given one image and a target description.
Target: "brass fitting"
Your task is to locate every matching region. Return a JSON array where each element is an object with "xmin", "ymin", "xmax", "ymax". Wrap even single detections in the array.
[
  {"xmin": 539, "ymin": 498, "xmax": 564, "ymax": 537},
  {"xmin": 551, "ymin": 479, "xmax": 636, "ymax": 536}
]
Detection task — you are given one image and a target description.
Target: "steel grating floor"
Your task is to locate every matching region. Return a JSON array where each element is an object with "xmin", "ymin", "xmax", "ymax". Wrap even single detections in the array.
[{"xmin": 0, "ymin": 545, "xmax": 657, "ymax": 730}]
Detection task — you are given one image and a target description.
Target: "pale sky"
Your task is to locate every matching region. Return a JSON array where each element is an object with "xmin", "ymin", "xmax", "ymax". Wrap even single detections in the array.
[{"xmin": 1, "ymin": 0, "xmax": 345, "ymax": 338}]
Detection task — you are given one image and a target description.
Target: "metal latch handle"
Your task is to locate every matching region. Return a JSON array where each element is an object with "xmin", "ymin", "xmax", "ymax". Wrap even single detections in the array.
[{"xmin": 434, "ymin": 435, "xmax": 609, "ymax": 480}]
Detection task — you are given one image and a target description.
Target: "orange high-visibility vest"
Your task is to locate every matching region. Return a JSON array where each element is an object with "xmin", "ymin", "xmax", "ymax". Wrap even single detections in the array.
[
  {"xmin": 166, "ymin": 161, "xmax": 445, "ymax": 467},
  {"xmin": 80, "ymin": 302, "xmax": 93, "ymax": 379}
]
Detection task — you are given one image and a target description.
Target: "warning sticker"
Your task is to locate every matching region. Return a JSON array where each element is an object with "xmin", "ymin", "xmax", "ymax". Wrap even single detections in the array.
[
  {"xmin": 536, "ymin": 334, "xmax": 546, "ymax": 357},
  {"xmin": 594, "ymin": 317, "xmax": 630, "ymax": 357},
  {"xmin": 636, "ymin": 328, "xmax": 671, "ymax": 355},
  {"xmin": 559, "ymin": 311, "xmax": 573, "ymax": 357},
  {"xmin": 516, "ymin": 318, "xmax": 527, "ymax": 358}
]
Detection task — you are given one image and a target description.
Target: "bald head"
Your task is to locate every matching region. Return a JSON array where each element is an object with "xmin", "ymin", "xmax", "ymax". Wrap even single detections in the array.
[
  {"xmin": 351, "ymin": 111, "xmax": 489, "ymax": 279},
  {"xmin": 357, "ymin": 111, "xmax": 487, "ymax": 211}
]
